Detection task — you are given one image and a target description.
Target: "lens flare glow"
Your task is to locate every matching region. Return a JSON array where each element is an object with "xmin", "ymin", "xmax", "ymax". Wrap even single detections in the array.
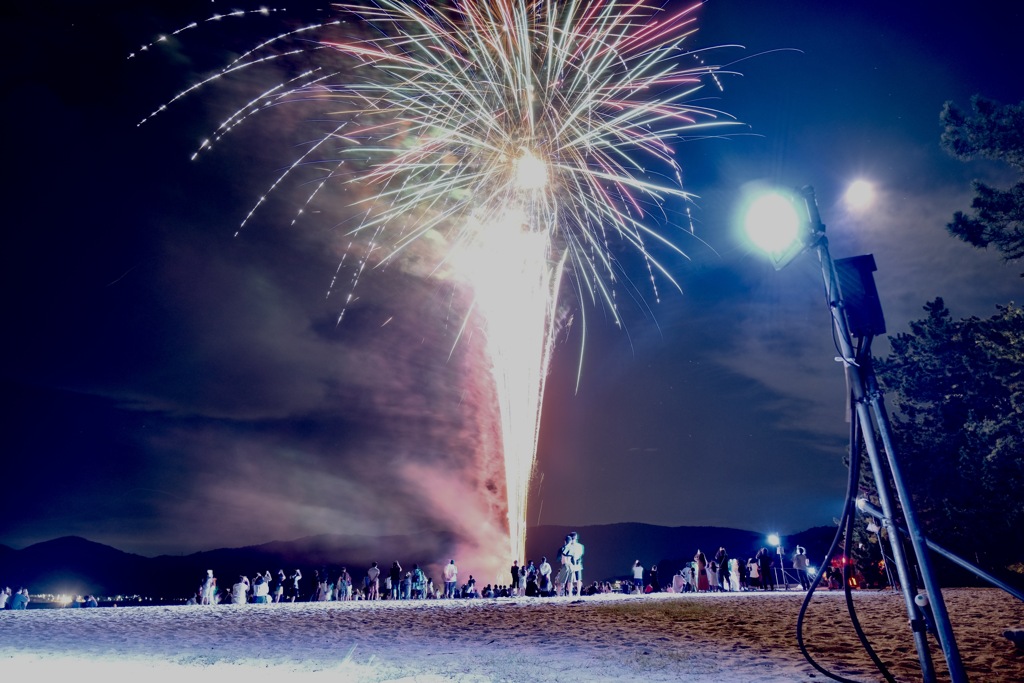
[
  {"xmin": 844, "ymin": 179, "xmax": 875, "ymax": 211},
  {"xmin": 744, "ymin": 194, "xmax": 801, "ymax": 253},
  {"xmin": 139, "ymin": 0, "xmax": 737, "ymax": 565}
]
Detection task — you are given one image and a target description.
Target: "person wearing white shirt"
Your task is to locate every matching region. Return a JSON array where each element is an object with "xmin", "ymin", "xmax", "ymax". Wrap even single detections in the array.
[
  {"xmin": 631, "ymin": 560, "xmax": 644, "ymax": 592},
  {"xmin": 442, "ymin": 559, "xmax": 458, "ymax": 599}
]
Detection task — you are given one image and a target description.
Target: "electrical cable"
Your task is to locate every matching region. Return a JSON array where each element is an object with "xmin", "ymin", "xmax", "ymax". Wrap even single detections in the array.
[{"xmin": 794, "ymin": 339, "xmax": 899, "ymax": 683}]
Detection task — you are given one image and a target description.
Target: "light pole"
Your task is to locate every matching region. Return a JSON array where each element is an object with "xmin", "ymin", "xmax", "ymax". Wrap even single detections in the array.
[
  {"xmin": 744, "ymin": 185, "xmax": 967, "ymax": 683},
  {"xmin": 768, "ymin": 533, "xmax": 795, "ymax": 590}
]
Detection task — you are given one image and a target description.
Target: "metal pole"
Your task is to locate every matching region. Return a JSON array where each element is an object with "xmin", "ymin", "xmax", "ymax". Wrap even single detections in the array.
[
  {"xmin": 862, "ymin": 360, "xmax": 968, "ymax": 679},
  {"xmin": 876, "ymin": 531, "xmax": 898, "ymax": 590},
  {"xmin": 858, "ymin": 498, "xmax": 1024, "ymax": 603},
  {"xmin": 798, "ymin": 186, "xmax": 956, "ymax": 682}
]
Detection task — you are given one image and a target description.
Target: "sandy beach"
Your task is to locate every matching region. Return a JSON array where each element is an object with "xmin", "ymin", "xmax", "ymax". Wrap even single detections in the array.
[{"xmin": 2, "ymin": 587, "xmax": 1022, "ymax": 682}]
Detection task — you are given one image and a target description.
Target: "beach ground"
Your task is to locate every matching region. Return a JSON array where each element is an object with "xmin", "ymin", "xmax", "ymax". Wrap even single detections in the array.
[{"xmin": 2, "ymin": 587, "xmax": 1022, "ymax": 681}]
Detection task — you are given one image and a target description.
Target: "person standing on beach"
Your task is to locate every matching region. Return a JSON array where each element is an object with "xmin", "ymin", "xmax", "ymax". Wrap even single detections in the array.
[
  {"xmin": 557, "ymin": 535, "xmax": 574, "ymax": 595},
  {"xmin": 756, "ymin": 547, "xmax": 775, "ymax": 590},
  {"xmin": 411, "ymin": 564, "xmax": 426, "ymax": 599},
  {"xmin": 746, "ymin": 557, "xmax": 760, "ymax": 590},
  {"xmin": 524, "ymin": 560, "xmax": 539, "ymax": 596},
  {"xmin": 273, "ymin": 570, "xmax": 286, "ymax": 602},
  {"xmin": 308, "ymin": 570, "xmax": 323, "ymax": 601},
  {"xmin": 317, "ymin": 571, "xmax": 330, "ymax": 601},
  {"xmin": 715, "ymin": 547, "xmax": 730, "ymax": 591},
  {"xmin": 694, "ymin": 550, "xmax": 709, "ymax": 592},
  {"xmin": 288, "ymin": 568, "xmax": 302, "ymax": 602},
  {"xmin": 566, "ymin": 531, "xmax": 585, "ymax": 596},
  {"xmin": 738, "ymin": 557, "xmax": 750, "ymax": 591},
  {"xmin": 510, "ymin": 560, "xmax": 520, "ymax": 596},
  {"xmin": 231, "ymin": 575, "xmax": 250, "ymax": 604},
  {"xmin": 793, "ymin": 546, "xmax": 811, "ymax": 590},
  {"xmin": 338, "ymin": 567, "xmax": 352, "ymax": 601},
  {"xmin": 366, "ymin": 562, "xmax": 381, "ymax": 600},
  {"xmin": 252, "ymin": 572, "xmax": 267, "ymax": 603},
  {"xmin": 538, "ymin": 556, "xmax": 552, "ymax": 596},
  {"xmin": 201, "ymin": 570, "xmax": 217, "ymax": 605},
  {"xmin": 258, "ymin": 571, "xmax": 272, "ymax": 603},
  {"xmin": 442, "ymin": 559, "xmax": 458, "ymax": 599},
  {"xmin": 389, "ymin": 561, "xmax": 403, "ymax": 600},
  {"xmin": 631, "ymin": 560, "xmax": 644, "ymax": 593}
]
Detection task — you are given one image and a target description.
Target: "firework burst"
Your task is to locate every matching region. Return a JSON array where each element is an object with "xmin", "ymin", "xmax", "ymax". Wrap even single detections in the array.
[{"xmin": 139, "ymin": 0, "xmax": 738, "ymax": 567}]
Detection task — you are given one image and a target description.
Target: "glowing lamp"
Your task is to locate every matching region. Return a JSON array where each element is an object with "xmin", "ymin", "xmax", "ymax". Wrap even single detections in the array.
[
  {"xmin": 744, "ymin": 194, "xmax": 799, "ymax": 251},
  {"xmin": 742, "ymin": 189, "xmax": 816, "ymax": 270}
]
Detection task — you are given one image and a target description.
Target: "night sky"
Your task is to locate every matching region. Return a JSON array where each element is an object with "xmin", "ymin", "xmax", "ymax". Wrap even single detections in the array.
[{"xmin": 2, "ymin": 0, "xmax": 1021, "ymax": 567}]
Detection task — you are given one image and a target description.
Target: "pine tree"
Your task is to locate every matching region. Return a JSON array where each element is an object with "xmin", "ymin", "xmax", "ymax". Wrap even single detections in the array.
[
  {"xmin": 940, "ymin": 96, "xmax": 1024, "ymax": 271},
  {"xmin": 874, "ymin": 298, "xmax": 1024, "ymax": 573}
]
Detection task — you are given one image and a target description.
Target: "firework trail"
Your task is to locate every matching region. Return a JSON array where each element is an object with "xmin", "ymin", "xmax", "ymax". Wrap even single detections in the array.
[{"xmin": 139, "ymin": 0, "xmax": 738, "ymax": 568}]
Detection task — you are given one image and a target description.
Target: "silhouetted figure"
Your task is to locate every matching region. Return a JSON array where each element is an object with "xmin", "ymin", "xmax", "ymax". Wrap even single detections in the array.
[
  {"xmin": 756, "ymin": 548, "xmax": 775, "ymax": 590},
  {"xmin": 287, "ymin": 569, "xmax": 302, "ymax": 602},
  {"xmin": 200, "ymin": 570, "xmax": 217, "ymax": 605},
  {"xmin": 694, "ymin": 550, "xmax": 709, "ymax": 592}
]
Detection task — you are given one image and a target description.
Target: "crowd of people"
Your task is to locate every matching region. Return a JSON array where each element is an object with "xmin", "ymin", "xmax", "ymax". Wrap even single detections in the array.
[
  {"xmin": 184, "ymin": 532, "xmax": 590, "ymax": 605},
  {"xmin": 5, "ymin": 533, "xmax": 839, "ymax": 608},
  {"xmin": 179, "ymin": 534, "xmax": 819, "ymax": 605},
  {"xmin": 0, "ymin": 587, "xmax": 31, "ymax": 610},
  {"xmin": 626, "ymin": 545, "xmax": 816, "ymax": 594}
]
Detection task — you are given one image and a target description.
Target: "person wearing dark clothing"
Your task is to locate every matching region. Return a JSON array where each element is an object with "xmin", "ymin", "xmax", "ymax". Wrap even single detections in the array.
[
  {"xmin": 756, "ymin": 547, "xmax": 775, "ymax": 590},
  {"xmin": 715, "ymin": 547, "xmax": 730, "ymax": 591},
  {"xmin": 524, "ymin": 560, "xmax": 539, "ymax": 596},
  {"xmin": 288, "ymin": 569, "xmax": 302, "ymax": 602},
  {"xmin": 389, "ymin": 561, "xmax": 403, "ymax": 600},
  {"xmin": 510, "ymin": 560, "xmax": 520, "ymax": 596}
]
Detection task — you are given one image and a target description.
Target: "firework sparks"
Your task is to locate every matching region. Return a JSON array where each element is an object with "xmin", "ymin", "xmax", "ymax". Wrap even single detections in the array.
[{"xmin": 141, "ymin": 0, "xmax": 738, "ymax": 567}]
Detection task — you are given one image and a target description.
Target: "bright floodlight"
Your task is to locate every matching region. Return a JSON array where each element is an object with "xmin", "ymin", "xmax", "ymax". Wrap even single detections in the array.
[
  {"xmin": 767, "ymin": 533, "xmax": 781, "ymax": 547},
  {"xmin": 844, "ymin": 179, "xmax": 875, "ymax": 211},
  {"xmin": 515, "ymin": 149, "xmax": 548, "ymax": 191},
  {"xmin": 744, "ymin": 193, "xmax": 801, "ymax": 254}
]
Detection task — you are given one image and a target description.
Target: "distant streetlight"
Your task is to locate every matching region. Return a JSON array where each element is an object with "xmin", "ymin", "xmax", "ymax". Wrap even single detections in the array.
[
  {"xmin": 766, "ymin": 533, "xmax": 796, "ymax": 589},
  {"xmin": 743, "ymin": 185, "xmax": 966, "ymax": 683}
]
